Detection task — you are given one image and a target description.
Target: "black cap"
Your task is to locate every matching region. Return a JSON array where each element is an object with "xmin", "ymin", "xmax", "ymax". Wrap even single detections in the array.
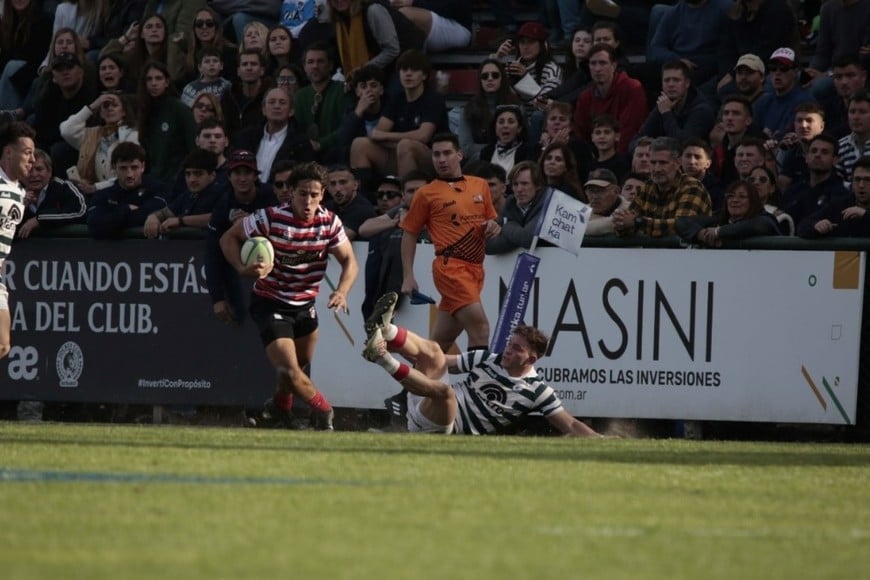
[{"xmin": 51, "ymin": 52, "xmax": 82, "ymax": 69}]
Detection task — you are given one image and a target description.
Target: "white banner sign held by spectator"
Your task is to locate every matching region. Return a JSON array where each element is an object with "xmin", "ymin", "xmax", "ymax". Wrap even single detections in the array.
[{"xmin": 535, "ymin": 188, "xmax": 593, "ymax": 255}]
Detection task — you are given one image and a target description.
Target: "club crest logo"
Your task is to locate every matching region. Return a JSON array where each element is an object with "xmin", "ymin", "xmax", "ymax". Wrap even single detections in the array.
[{"xmin": 56, "ymin": 341, "xmax": 84, "ymax": 388}]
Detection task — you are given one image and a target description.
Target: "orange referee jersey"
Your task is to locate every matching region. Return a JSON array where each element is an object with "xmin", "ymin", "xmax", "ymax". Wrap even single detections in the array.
[{"xmin": 401, "ymin": 175, "xmax": 497, "ymax": 264}]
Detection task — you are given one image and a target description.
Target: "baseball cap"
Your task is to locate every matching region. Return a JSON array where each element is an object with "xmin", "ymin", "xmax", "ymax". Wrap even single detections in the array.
[
  {"xmin": 584, "ymin": 168, "xmax": 619, "ymax": 189},
  {"xmin": 226, "ymin": 149, "xmax": 258, "ymax": 172},
  {"xmin": 734, "ymin": 54, "xmax": 765, "ymax": 75},
  {"xmin": 769, "ymin": 47, "xmax": 796, "ymax": 67},
  {"xmin": 51, "ymin": 52, "xmax": 81, "ymax": 69},
  {"xmin": 379, "ymin": 175, "xmax": 401, "ymax": 188},
  {"xmin": 517, "ymin": 22, "xmax": 548, "ymax": 42}
]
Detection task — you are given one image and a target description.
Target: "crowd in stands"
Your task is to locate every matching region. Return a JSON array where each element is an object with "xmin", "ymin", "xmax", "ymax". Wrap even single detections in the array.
[{"xmin": 4, "ymin": 0, "xmax": 870, "ymax": 317}]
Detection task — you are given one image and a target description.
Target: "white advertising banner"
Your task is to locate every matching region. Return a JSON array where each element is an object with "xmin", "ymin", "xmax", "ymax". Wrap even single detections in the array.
[{"xmin": 317, "ymin": 246, "xmax": 864, "ymax": 424}]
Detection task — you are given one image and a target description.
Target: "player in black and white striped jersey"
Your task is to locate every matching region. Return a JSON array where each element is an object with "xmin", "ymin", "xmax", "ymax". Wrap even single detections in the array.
[
  {"xmin": 0, "ymin": 122, "xmax": 35, "ymax": 361},
  {"xmin": 362, "ymin": 292, "xmax": 600, "ymax": 436}
]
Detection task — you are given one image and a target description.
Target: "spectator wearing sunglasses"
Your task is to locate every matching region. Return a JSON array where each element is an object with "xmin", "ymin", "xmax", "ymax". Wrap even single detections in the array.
[
  {"xmin": 170, "ymin": 6, "xmax": 238, "ymax": 85},
  {"xmin": 374, "ymin": 175, "xmax": 403, "ymax": 215}
]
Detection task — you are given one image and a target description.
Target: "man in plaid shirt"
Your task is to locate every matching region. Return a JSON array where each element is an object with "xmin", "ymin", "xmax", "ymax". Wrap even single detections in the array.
[{"xmin": 613, "ymin": 137, "xmax": 711, "ymax": 237}]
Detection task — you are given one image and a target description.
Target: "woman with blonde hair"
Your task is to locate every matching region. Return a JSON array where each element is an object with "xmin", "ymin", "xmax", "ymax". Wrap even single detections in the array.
[
  {"xmin": 190, "ymin": 91, "xmax": 225, "ymax": 125},
  {"xmin": 239, "ymin": 21, "xmax": 269, "ymax": 57}
]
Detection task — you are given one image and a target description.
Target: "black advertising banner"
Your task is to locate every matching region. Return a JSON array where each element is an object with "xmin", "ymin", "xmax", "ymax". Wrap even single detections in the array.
[{"xmin": 1, "ymin": 238, "xmax": 274, "ymax": 406}]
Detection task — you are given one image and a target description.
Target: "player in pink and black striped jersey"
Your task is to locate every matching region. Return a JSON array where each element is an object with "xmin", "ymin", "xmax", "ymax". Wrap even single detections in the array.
[{"xmin": 221, "ymin": 162, "xmax": 359, "ymax": 430}]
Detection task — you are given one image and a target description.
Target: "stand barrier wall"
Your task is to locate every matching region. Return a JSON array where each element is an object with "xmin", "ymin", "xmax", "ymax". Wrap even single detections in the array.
[{"xmin": 2, "ymin": 229, "xmax": 868, "ymax": 427}]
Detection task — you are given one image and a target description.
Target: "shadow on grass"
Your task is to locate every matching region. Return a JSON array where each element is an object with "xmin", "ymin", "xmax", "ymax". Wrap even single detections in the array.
[{"xmin": 3, "ymin": 431, "xmax": 870, "ymax": 468}]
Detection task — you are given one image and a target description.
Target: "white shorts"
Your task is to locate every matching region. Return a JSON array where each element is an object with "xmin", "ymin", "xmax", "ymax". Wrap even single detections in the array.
[
  {"xmin": 406, "ymin": 393, "xmax": 455, "ymax": 434},
  {"xmin": 0, "ymin": 281, "xmax": 8, "ymax": 311},
  {"xmin": 425, "ymin": 13, "xmax": 472, "ymax": 52}
]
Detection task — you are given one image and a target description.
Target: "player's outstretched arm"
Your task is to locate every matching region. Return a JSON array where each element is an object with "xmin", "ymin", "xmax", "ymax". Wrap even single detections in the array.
[
  {"xmin": 546, "ymin": 409, "xmax": 601, "ymax": 438},
  {"xmin": 328, "ymin": 240, "xmax": 359, "ymax": 311}
]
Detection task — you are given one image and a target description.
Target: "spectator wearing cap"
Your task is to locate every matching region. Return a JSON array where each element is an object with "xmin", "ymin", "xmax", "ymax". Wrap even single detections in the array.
[
  {"xmin": 574, "ymin": 44, "xmax": 646, "ymax": 154},
  {"xmin": 716, "ymin": 0, "xmax": 798, "ymax": 94},
  {"xmin": 717, "ymin": 53, "xmax": 767, "ymax": 104},
  {"xmin": 752, "ymin": 48, "xmax": 816, "ymax": 140},
  {"xmin": 635, "ymin": 60, "xmax": 716, "ymax": 144},
  {"xmin": 324, "ymin": 165, "xmax": 377, "ymax": 241},
  {"xmin": 358, "ymin": 170, "xmax": 432, "ymax": 321},
  {"xmin": 32, "ymin": 52, "xmax": 98, "ymax": 174},
  {"xmin": 585, "ymin": 168, "xmax": 630, "ymax": 236},
  {"xmin": 485, "ymin": 160, "xmax": 549, "ymax": 255},
  {"xmin": 373, "ymin": 175, "xmax": 403, "ymax": 215},
  {"xmin": 205, "ymin": 149, "xmax": 277, "ymax": 325},
  {"xmin": 87, "ymin": 142, "xmax": 169, "ymax": 239},
  {"xmin": 493, "ymin": 22, "xmax": 563, "ymax": 102},
  {"xmin": 647, "ymin": 0, "xmax": 732, "ymax": 86},
  {"xmin": 612, "ymin": 137, "xmax": 712, "ymax": 237},
  {"xmin": 393, "ymin": 0, "xmax": 472, "ymax": 53},
  {"xmin": 234, "ymin": 86, "xmax": 314, "ymax": 185}
]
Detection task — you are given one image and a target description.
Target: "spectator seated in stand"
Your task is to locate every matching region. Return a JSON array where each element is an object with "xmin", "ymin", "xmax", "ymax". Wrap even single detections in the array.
[
  {"xmin": 835, "ymin": 92, "xmax": 870, "ymax": 183},
  {"xmin": 394, "ymin": 0, "xmax": 472, "ymax": 53},
  {"xmin": 324, "ymin": 165, "xmax": 377, "ymax": 240},
  {"xmin": 59, "ymin": 92, "xmax": 140, "ymax": 196},
  {"xmin": 588, "ymin": 113, "xmax": 630, "ymax": 183},
  {"xmin": 485, "ymin": 161, "xmax": 549, "ymax": 255},
  {"xmin": 782, "ymin": 133, "xmax": 850, "ymax": 225},
  {"xmin": 492, "ymin": 21, "xmax": 563, "ymax": 102},
  {"xmin": 798, "ymin": 155, "xmax": 870, "ymax": 238},
  {"xmin": 676, "ymin": 179, "xmax": 780, "ymax": 246},
  {"xmin": 449, "ymin": 59, "xmax": 521, "ymax": 164},
  {"xmin": 480, "ymin": 104, "xmax": 534, "ymax": 176},
  {"xmin": 337, "ymin": 65, "xmax": 389, "ymax": 165},
  {"xmin": 585, "ymin": 168, "xmax": 631, "ymax": 236},
  {"xmin": 539, "ymin": 142, "xmax": 585, "ymax": 200},
  {"xmin": 752, "ymin": 48, "xmax": 816, "ymax": 140},
  {"xmin": 747, "ymin": 165, "xmax": 794, "ymax": 235},
  {"xmin": 635, "ymin": 60, "xmax": 716, "ymax": 145},
  {"xmin": 17, "ymin": 148, "xmax": 87, "ymax": 239},
  {"xmin": 87, "ymin": 142, "xmax": 169, "ymax": 239},
  {"xmin": 143, "ymin": 149, "xmax": 224, "ymax": 239},
  {"xmin": 169, "ymin": 6, "xmax": 237, "ymax": 85},
  {"xmin": 180, "ymin": 47, "xmax": 233, "ymax": 107}
]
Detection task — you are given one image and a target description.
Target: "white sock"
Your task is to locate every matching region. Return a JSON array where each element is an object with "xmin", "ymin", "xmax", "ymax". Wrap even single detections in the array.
[
  {"xmin": 383, "ymin": 323, "xmax": 398, "ymax": 341},
  {"xmin": 375, "ymin": 352, "xmax": 400, "ymax": 375}
]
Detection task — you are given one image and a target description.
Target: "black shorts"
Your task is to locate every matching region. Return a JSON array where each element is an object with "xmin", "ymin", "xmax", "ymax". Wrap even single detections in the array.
[{"xmin": 249, "ymin": 294, "xmax": 319, "ymax": 347}]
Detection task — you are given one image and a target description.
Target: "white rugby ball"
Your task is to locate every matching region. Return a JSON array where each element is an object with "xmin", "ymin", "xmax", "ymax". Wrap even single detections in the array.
[{"xmin": 240, "ymin": 236, "xmax": 275, "ymax": 267}]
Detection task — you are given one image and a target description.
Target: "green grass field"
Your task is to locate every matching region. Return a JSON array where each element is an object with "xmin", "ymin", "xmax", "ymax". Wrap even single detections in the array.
[{"xmin": 1, "ymin": 423, "xmax": 869, "ymax": 580}]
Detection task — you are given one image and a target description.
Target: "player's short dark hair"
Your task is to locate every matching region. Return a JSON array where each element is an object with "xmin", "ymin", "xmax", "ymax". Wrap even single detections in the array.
[
  {"xmin": 512, "ymin": 325, "xmax": 550, "ymax": 358},
  {"xmin": 111, "ymin": 141, "xmax": 146, "ymax": 165},
  {"xmin": 183, "ymin": 149, "xmax": 218, "ymax": 172},
  {"xmin": 290, "ymin": 162, "xmax": 328, "ymax": 188},
  {"xmin": 0, "ymin": 121, "xmax": 35, "ymax": 151}
]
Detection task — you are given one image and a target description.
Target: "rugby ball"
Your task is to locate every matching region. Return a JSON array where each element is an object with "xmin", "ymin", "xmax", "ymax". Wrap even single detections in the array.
[{"xmin": 240, "ymin": 236, "xmax": 275, "ymax": 267}]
